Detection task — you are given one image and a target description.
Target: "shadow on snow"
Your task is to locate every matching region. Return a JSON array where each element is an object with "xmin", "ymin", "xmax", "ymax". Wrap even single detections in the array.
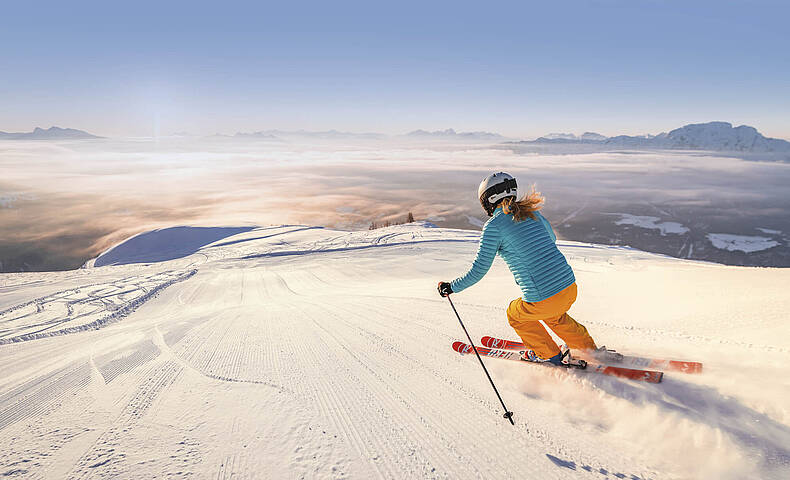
[{"xmin": 95, "ymin": 226, "xmax": 256, "ymax": 266}]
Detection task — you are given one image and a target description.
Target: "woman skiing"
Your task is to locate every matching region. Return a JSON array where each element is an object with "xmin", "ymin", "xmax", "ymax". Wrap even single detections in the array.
[{"xmin": 438, "ymin": 172, "xmax": 597, "ymax": 365}]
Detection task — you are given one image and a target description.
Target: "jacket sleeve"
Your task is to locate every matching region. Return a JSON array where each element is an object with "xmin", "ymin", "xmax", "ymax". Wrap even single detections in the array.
[
  {"xmin": 536, "ymin": 212, "xmax": 557, "ymax": 242},
  {"xmin": 450, "ymin": 221, "xmax": 502, "ymax": 293}
]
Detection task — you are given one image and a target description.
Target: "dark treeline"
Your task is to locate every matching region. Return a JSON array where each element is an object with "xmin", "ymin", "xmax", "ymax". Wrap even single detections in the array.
[{"xmin": 369, "ymin": 212, "xmax": 415, "ymax": 230}]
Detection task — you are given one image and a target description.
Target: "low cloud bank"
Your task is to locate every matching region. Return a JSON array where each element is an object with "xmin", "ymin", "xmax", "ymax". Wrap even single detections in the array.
[{"xmin": 2, "ymin": 139, "xmax": 789, "ymax": 271}]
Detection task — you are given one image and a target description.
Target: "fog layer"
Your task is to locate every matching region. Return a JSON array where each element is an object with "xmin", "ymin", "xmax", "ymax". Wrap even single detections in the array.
[{"xmin": 2, "ymin": 138, "xmax": 789, "ymax": 271}]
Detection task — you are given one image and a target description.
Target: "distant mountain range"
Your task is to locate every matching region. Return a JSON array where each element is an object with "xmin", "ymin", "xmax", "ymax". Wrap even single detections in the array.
[
  {"xmin": 538, "ymin": 132, "xmax": 609, "ymax": 142},
  {"xmin": 223, "ymin": 129, "xmax": 386, "ymax": 141},
  {"xmin": 519, "ymin": 122, "xmax": 790, "ymax": 153},
  {"xmin": 4, "ymin": 122, "xmax": 787, "ymax": 153},
  {"xmin": 224, "ymin": 128, "xmax": 505, "ymax": 142},
  {"xmin": 404, "ymin": 128, "xmax": 506, "ymax": 141},
  {"xmin": 0, "ymin": 126, "xmax": 101, "ymax": 140},
  {"xmin": 226, "ymin": 122, "xmax": 789, "ymax": 150}
]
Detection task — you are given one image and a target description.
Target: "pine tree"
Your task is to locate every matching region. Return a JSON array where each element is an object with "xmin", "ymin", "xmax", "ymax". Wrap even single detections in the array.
[{"xmin": 407, "ymin": 212, "xmax": 414, "ymax": 223}]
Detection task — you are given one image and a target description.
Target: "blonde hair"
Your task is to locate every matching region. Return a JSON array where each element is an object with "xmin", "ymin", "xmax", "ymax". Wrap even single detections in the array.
[{"xmin": 501, "ymin": 186, "xmax": 544, "ymax": 222}]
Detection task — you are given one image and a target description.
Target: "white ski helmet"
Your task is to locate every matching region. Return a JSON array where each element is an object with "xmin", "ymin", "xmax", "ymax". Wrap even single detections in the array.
[{"xmin": 478, "ymin": 172, "xmax": 517, "ymax": 216}]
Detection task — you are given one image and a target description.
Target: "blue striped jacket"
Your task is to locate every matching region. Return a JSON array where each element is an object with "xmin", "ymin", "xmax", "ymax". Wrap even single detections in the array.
[{"xmin": 450, "ymin": 207, "xmax": 575, "ymax": 302}]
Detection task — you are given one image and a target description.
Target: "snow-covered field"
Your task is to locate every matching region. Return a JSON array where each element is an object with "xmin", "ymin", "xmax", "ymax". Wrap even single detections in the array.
[
  {"xmin": 608, "ymin": 214, "xmax": 689, "ymax": 236},
  {"xmin": 1, "ymin": 223, "xmax": 789, "ymax": 479},
  {"xmin": 706, "ymin": 233, "xmax": 780, "ymax": 253}
]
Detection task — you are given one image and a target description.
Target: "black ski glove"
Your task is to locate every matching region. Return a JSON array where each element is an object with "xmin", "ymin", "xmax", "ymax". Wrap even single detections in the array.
[{"xmin": 437, "ymin": 281, "xmax": 453, "ymax": 297}]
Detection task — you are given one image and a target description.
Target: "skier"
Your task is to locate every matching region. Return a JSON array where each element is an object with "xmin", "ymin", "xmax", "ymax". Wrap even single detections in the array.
[{"xmin": 438, "ymin": 172, "xmax": 598, "ymax": 366}]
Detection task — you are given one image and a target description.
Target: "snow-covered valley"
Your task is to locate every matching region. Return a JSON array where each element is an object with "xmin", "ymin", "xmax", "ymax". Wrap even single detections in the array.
[{"xmin": 1, "ymin": 223, "xmax": 789, "ymax": 479}]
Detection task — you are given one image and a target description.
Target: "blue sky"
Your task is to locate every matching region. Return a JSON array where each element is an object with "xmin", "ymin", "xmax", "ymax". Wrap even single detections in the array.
[{"xmin": 1, "ymin": 0, "xmax": 788, "ymax": 138}]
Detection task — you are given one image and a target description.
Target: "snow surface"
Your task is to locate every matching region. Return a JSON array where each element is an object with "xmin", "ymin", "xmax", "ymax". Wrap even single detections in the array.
[
  {"xmin": 757, "ymin": 228, "xmax": 782, "ymax": 235},
  {"xmin": 707, "ymin": 233, "xmax": 781, "ymax": 253},
  {"xmin": 1, "ymin": 223, "xmax": 790, "ymax": 479},
  {"xmin": 608, "ymin": 214, "xmax": 689, "ymax": 235},
  {"xmin": 89, "ymin": 226, "xmax": 257, "ymax": 267}
]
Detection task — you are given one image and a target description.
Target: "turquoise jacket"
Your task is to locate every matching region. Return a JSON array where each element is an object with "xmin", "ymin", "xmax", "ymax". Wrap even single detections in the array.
[{"xmin": 451, "ymin": 207, "xmax": 575, "ymax": 302}]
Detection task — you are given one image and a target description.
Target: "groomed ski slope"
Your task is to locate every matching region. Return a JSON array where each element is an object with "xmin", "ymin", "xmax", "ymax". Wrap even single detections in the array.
[{"xmin": 1, "ymin": 222, "xmax": 789, "ymax": 479}]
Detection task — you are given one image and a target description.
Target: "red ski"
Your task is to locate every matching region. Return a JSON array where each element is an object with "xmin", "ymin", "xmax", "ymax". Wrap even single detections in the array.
[
  {"xmin": 481, "ymin": 336, "xmax": 702, "ymax": 374},
  {"xmin": 452, "ymin": 341, "xmax": 663, "ymax": 383}
]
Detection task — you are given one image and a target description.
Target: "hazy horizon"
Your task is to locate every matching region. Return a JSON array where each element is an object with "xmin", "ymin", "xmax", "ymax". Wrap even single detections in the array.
[
  {"xmin": 3, "ymin": 121, "xmax": 790, "ymax": 143},
  {"xmin": 3, "ymin": 0, "xmax": 789, "ymax": 271}
]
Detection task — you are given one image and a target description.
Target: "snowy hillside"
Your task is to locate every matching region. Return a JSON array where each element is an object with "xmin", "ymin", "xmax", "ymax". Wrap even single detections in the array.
[
  {"xmin": 1, "ymin": 223, "xmax": 789, "ymax": 479},
  {"xmin": 606, "ymin": 122, "xmax": 790, "ymax": 152},
  {"xmin": 524, "ymin": 121, "xmax": 790, "ymax": 153}
]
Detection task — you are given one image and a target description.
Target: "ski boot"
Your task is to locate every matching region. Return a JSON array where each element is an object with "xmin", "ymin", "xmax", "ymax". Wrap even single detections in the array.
[
  {"xmin": 521, "ymin": 347, "xmax": 587, "ymax": 369},
  {"xmin": 591, "ymin": 345, "xmax": 624, "ymax": 363},
  {"xmin": 558, "ymin": 345, "xmax": 588, "ymax": 369},
  {"xmin": 520, "ymin": 349, "xmax": 563, "ymax": 365}
]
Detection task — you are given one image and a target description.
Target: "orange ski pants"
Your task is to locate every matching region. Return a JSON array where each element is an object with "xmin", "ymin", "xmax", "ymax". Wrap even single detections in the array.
[{"xmin": 506, "ymin": 283, "xmax": 596, "ymax": 359}]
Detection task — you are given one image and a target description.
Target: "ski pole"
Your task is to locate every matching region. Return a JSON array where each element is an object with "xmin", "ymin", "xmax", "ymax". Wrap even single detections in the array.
[{"xmin": 446, "ymin": 295, "xmax": 514, "ymax": 425}]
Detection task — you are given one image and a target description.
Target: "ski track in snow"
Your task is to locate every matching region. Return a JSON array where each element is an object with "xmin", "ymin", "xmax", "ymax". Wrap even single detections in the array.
[
  {"xmin": 0, "ymin": 270, "xmax": 196, "ymax": 344},
  {"xmin": 1, "ymin": 223, "xmax": 789, "ymax": 479}
]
